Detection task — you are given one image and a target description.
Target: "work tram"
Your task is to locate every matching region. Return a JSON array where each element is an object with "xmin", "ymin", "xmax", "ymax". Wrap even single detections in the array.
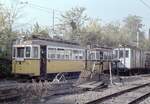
[
  {"xmin": 12, "ymin": 37, "xmax": 114, "ymax": 80},
  {"xmin": 113, "ymin": 45, "xmax": 146, "ymax": 74}
]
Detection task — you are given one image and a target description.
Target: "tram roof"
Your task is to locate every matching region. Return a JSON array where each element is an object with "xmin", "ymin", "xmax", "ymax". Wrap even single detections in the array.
[
  {"xmin": 31, "ymin": 36, "xmax": 80, "ymax": 45},
  {"xmin": 13, "ymin": 36, "xmax": 83, "ymax": 49},
  {"xmin": 90, "ymin": 47, "xmax": 113, "ymax": 51},
  {"xmin": 114, "ymin": 44, "xmax": 141, "ymax": 50}
]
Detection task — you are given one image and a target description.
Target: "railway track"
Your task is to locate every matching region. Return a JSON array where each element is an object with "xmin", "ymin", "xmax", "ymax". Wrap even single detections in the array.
[
  {"xmin": 128, "ymin": 92, "xmax": 150, "ymax": 104},
  {"xmin": 0, "ymin": 83, "xmax": 20, "ymax": 102},
  {"xmin": 85, "ymin": 82, "xmax": 150, "ymax": 104}
]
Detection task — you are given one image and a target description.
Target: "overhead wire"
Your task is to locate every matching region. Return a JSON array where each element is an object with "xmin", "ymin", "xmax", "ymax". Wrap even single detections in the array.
[
  {"xmin": 139, "ymin": 0, "xmax": 150, "ymax": 10},
  {"xmin": 22, "ymin": 2, "xmax": 61, "ymax": 19},
  {"xmin": 22, "ymin": 2, "xmax": 62, "ymax": 15}
]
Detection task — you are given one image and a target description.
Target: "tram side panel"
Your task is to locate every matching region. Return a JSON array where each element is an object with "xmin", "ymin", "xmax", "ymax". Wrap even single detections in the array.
[
  {"xmin": 46, "ymin": 47, "xmax": 85, "ymax": 78},
  {"xmin": 131, "ymin": 49, "xmax": 145, "ymax": 69},
  {"xmin": 144, "ymin": 52, "xmax": 150, "ymax": 73},
  {"xmin": 86, "ymin": 48, "xmax": 113, "ymax": 73},
  {"xmin": 12, "ymin": 59, "xmax": 40, "ymax": 76},
  {"xmin": 12, "ymin": 45, "xmax": 41, "ymax": 76},
  {"xmin": 46, "ymin": 60, "xmax": 84, "ymax": 74}
]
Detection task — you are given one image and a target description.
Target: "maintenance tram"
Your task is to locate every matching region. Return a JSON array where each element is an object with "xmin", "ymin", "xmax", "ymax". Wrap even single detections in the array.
[{"xmin": 113, "ymin": 45, "xmax": 146, "ymax": 74}]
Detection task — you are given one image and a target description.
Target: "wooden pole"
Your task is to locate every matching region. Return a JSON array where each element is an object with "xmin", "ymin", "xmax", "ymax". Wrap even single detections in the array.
[{"xmin": 109, "ymin": 62, "xmax": 113, "ymax": 85}]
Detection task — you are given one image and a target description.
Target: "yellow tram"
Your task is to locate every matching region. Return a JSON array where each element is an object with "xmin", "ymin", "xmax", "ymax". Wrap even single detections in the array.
[
  {"xmin": 12, "ymin": 37, "xmax": 85, "ymax": 79},
  {"xmin": 12, "ymin": 37, "xmax": 114, "ymax": 80}
]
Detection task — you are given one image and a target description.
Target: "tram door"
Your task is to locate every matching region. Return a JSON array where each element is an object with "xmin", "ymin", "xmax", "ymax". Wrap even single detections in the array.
[{"xmin": 40, "ymin": 46, "xmax": 47, "ymax": 78}]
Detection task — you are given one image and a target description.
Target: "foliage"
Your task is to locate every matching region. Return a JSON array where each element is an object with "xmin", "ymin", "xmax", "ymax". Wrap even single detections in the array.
[
  {"xmin": 80, "ymin": 19, "xmax": 103, "ymax": 46},
  {"xmin": 58, "ymin": 9, "xmax": 147, "ymax": 49},
  {"xmin": 0, "ymin": 3, "xmax": 22, "ymax": 59},
  {"xmin": 102, "ymin": 23, "xmax": 121, "ymax": 46},
  {"xmin": 121, "ymin": 15, "xmax": 146, "ymax": 48},
  {"xmin": 80, "ymin": 15, "xmax": 146, "ymax": 48},
  {"xmin": 19, "ymin": 80, "xmax": 50, "ymax": 104},
  {"xmin": 0, "ymin": 59, "xmax": 11, "ymax": 78},
  {"xmin": 30, "ymin": 22, "xmax": 50, "ymax": 37},
  {"xmin": 58, "ymin": 7, "xmax": 89, "ymax": 40}
]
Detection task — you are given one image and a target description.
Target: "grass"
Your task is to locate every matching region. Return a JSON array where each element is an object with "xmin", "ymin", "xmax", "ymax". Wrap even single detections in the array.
[{"xmin": 19, "ymin": 80, "xmax": 51, "ymax": 104}]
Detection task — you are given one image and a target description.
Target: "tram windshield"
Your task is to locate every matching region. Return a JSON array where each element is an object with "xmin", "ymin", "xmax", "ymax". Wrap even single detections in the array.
[
  {"xmin": 17, "ymin": 47, "xmax": 24, "ymax": 58},
  {"xmin": 13, "ymin": 46, "xmax": 38, "ymax": 59}
]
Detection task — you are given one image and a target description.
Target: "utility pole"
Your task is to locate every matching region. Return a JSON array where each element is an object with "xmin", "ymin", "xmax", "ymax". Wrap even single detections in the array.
[
  {"xmin": 20, "ymin": 2, "xmax": 56, "ymax": 33},
  {"xmin": 52, "ymin": 9, "xmax": 55, "ymax": 32},
  {"xmin": 109, "ymin": 62, "xmax": 113, "ymax": 85},
  {"xmin": 149, "ymin": 29, "xmax": 150, "ymax": 40},
  {"xmin": 137, "ymin": 31, "xmax": 139, "ymax": 48}
]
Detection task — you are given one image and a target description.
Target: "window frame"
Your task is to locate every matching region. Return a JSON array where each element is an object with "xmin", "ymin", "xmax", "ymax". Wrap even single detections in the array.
[
  {"xmin": 16, "ymin": 47, "xmax": 25, "ymax": 58},
  {"xmin": 119, "ymin": 50, "xmax": 124, "ymax": 58},
  {"xmin": 47, "ymin": 46, "xmax": 85, "ymax": 61},
  {"xmin": 114, "ymin": 50, "xmax": 118, "ymax": 58},
  {"xmin": 24, "ymin": 46, "xmax": 31, "ymax": 59},
  {"xmin": 72, "ymin": 48, "xmax": 85, "ymax": 60},
  {"xmin": 32, "ymin": 45, "xmax": 40, "ymax": 59},
  {"xmin": 125, "ymin": 50, "xmax": 129, "ymax": 58}
]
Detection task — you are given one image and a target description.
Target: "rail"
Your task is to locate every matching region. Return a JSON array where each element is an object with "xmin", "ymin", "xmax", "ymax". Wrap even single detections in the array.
[
  {"xmin": 85, "ymin": 83, "xmax": 150, "ymax": 104},
  {"xmin": 0, "ymin": 83, "xmax": 20, "ymax": 102},
  {"xmin": 128, "ymin": 92, "xmax": 150, "ymax": 104}
]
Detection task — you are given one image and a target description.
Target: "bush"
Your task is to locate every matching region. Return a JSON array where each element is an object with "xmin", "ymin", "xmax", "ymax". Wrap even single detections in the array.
[
  {"xmin": 0, "ymin": 58, "xmax": 11, "ymax": 78},
  {"xmin": 19, "ymin": 80, "xmax": 51, "ymax": 104}
]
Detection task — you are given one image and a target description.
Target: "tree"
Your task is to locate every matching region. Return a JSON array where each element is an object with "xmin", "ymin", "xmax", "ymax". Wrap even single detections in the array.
[
  {"xmin": 30, "ymin": 22, "xmax": 50, "ymax": 37},
  {"xmin": 0, "ymin": 2, "xmax": 24, "ymax": 59},
  {"xmin": 58, "ymin": 7, "xmax": 89, "ymax": 41},
  {"xmin": 80, "ymin": 19, "xmax": 103, "ymax": 46},
  {"xmin": 123, "ymin": 15, "xmax": 145, "ymax": 45},
  {"xmin": 102, "ymin": 23, "xmax": 121, "ymax": 46}
]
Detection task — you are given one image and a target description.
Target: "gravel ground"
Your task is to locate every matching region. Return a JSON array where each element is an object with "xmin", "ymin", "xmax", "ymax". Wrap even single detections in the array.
[
  {"xmin": 140, "ymin": 97, "xmax": 150, "ymax": 104},
  {"xmin": 45, "ymin": 75, "xmax": 150, "ymax": 104},
  {"xmin": 101, "ymin": 86, "xmax": 150, "ymax": 104},
  {"xmin": 1, "ymin": 75, "xmax": 150, "ymax": 104}
]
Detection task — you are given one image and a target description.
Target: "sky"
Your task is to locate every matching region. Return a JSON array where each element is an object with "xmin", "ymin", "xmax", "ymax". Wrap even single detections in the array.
[{"xmin": 1, "ymin": 0, "xmax": 150, "ymax": 36}]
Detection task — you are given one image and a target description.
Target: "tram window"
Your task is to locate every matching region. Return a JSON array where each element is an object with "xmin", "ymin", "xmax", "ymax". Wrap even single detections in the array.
[
  {"xmin": 115, "ymin": 50, "xmax": 118, "ymax": 58},
  {"xmin": 57, "ymin": 54, "xmax": 60, "ymax": 59},
  {"xmin": 60, "ymin": 54, "xmax": 64, "ymax": 59},
  {"xmin": 65, "ymin": 55, "xmax": 69, "ymax": 59},
  {"xmin": 50, "ymin": 54, "xmax": 55, "ymax": 59},
  {"xmin": 108, "ymin": 53, "xmax": 112, "ymax": 59},
  {"xmin": 57, "ymin": 49, "xmax": 65, "ymax": 59},
  {"xmin": 119, "ymin": 50, "xmax": 123, "ymax": 58},
  {"xmin": 103, "ymin": 55, "xmax": 107, "ymax": 59},
  {"xmin": 103, "ymin": 52, "xmax": 107, "ymax": 59},
  {"xmin": 96, "ymin": 52, "xmax": 100, "ymax": 60},
  {"xmin": 126, "ymin": 50, "xmax": 129, "ymax": 58},
  {"xmin": 48, "ymin": 48, "xmax": 56, "ymax": 59},
  {"xmin": 79, "ymin": 56, "xmax": 83, "ymax": 59},
  {"xmin": 64, "ymin": 50, "xmax": 70, "ymax": 60},
  {"xmin": 100, "ymin": 51, "xmax": 103, "ymax": 59},
  {"xmin": 75, "ymin": 56, "xmax": 78, "ymax": 60},
  {"xmin": 33, "ymin": 47, "xmax": 38, "ymax": 58},
  {"xmin": 73, "ymin": 50, "xmax": 78, "ymax": 54},
  {"xmin": 17, "ymin": 47, "xmax": 24, "ymax": 58},
  {"xmin": 91, "ymin": 53, "xmax": 95, "ymax": 60},
  {"xmin": 25, "ymin": 47, "xmax": 31, "ymax": 58}
]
